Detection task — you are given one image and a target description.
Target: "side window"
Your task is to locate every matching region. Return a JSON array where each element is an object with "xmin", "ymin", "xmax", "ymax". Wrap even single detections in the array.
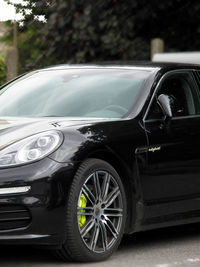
[{"xmin": 146, "ymin": 72, "xmax": 200, "ymax": 120}]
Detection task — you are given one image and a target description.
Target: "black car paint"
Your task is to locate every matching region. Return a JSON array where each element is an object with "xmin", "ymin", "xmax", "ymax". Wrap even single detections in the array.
[{"xmin": 0, "ymin": 63, "xmax": 200, "ymax": 247}]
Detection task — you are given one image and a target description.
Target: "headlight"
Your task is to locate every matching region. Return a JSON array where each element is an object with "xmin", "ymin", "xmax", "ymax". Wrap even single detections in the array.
[{"xmin": 0, "ymin": 130, "xmax": 63, "ymax": 167}]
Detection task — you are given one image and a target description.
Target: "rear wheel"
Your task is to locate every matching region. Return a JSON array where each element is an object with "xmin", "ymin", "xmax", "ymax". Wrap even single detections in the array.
[{"xmin": 55, "ymin": 158, "xmax": 126, "ymax": 262}]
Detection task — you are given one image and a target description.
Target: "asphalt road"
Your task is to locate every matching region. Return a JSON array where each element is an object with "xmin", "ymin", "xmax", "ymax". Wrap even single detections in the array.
[{"xmin": 1, "ymin": 223, "xmax": 200, "ymax": 267}]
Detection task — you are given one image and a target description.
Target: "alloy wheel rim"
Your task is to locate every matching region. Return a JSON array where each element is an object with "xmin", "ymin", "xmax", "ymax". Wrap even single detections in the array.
[{"xmin": 77, "ymin": 170, "xmax": 123, "ymax": 253}]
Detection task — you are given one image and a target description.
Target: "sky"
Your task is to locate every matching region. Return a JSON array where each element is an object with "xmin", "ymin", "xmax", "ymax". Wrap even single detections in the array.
[{"xmin": 0, "ymin": 0, "xmax": 24, "ymax": 21}]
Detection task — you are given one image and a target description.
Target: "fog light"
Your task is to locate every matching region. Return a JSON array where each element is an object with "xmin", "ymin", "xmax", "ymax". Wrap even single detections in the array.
[{"xmin": 0, "ymin": 186, "xmax": 31, "ymax": 195}]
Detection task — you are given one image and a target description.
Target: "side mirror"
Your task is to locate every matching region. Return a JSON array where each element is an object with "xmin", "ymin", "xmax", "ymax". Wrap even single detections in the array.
[{"xmin": 157, "ymin": 94, "xmax": 172, "ymax": 119}]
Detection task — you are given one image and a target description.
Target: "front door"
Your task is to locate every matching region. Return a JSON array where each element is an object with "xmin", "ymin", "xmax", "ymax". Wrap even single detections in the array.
[{"xmin": 141, "ymin": 70, "xmax": 200, "ymax": 223}]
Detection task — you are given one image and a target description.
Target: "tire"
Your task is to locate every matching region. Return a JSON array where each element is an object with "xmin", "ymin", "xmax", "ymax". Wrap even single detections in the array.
[{"xmin": 55, "ymin": 158, "xmax": 127, "ymax": 262}]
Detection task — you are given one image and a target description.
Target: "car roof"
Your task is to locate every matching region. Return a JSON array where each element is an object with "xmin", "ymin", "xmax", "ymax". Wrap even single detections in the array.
[{"xmin": 40, "ymin": 61, "xmax": 200, "ymax": 73}]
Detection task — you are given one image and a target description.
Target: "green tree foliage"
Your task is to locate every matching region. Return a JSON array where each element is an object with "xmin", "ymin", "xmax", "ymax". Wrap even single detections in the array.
[
  {"xmin": 7, "ymin": 0, "xmax": 200, "ymax": 71},
  {"xmin": 18, "ymin": 27, "xmax": 41, "ymax": 73},
  {"xmin": 0, "ymin": 56, "xmax": 6, "ymax": 86}
]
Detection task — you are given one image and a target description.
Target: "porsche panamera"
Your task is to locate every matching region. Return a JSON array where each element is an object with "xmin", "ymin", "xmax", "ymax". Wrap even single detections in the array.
[{"xmin": 0, "ymin": 63, "xmax": 200, "ymax": 262}]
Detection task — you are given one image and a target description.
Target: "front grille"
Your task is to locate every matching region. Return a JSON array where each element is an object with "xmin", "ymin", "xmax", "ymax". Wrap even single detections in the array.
[{"xmin": 0, "ymin": 205, "xmax": 31, "ymax": 231}]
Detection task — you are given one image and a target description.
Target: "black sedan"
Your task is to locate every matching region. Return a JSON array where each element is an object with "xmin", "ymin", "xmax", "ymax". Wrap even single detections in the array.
[{"xmin": 0, "ymin": 63, "xmax": 200, "ymax": 262}]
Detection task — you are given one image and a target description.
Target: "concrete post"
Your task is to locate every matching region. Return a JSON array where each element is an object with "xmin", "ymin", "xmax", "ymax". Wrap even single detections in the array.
[
  {"xmin": 151, "ymin": 38, "xmax": 164, "ymax": 60},
  {"xmin": 6, "ymin": 21, "xmax": 18, "ymax": 81},
  {"xmin": 6, "ymin": 46, "xmax": 18, "ymax": 81}
]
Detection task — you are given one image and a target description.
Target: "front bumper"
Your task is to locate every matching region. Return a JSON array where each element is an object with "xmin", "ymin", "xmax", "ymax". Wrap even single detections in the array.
[{"xmin": 0, "ymin": 157, "xmax": 76, "ymax": 247}]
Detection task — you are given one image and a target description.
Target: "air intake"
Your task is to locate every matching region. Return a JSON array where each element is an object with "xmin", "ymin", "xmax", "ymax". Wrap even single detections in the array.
[{"xmin": 0, "ymin": 205, "xmax": 31, "ymax": 231}]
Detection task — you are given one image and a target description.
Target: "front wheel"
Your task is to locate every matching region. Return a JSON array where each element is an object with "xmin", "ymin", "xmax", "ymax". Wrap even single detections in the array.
[{"xmin": 55, "ymin": 158, "xmax": 127, "ymax": 262}]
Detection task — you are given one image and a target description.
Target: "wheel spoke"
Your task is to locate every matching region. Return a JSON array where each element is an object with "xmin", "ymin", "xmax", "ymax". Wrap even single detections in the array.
[
  {"xmin": 101, "ymin": 173, "xmax": 110, "ymax": 201},
  {"xmin": 77, "ymin": 206, "xmax": 93, "ymax": 211},
  {"xmin": 104, "ymin": 213, "xmax": 122, "ymax": 217},
  {"xmin": 80, "ymin": 218, "xmax": 95, "ymax": 238},
  {"xmin": 77, "ymin": 212, "xmax": 93, "ymax": 216},
  {"xmin": 91, "ymin": 224, "xmax": 100, "ymax": 251},
  {"xmin": 104, "ymin": 207, "xmax": 123, "ymax": 217},
  {"xmin": 99, "ymin": 221, "xmax": 108, "ymax": 251},
  {"xmin": 104, "ymin": 208, "xmax": 123, "ymax": 212},
  {"xmin": 104, "ymin": 187, "xmax": 120, "ymax": 208},
  {"xmin": 83, "ymin": 184, "xmax": 95, "ymax": 204},
  {"xmin": 104, "ymin": 217, "xmax": 119, "ymax": 239},
  {"xmin": 93, "ymin": 172, "xmax": 102, "ymax": 201},
  {"xmin": 82, "ymin": 187, "xmax": 94, "ymax": 205}
]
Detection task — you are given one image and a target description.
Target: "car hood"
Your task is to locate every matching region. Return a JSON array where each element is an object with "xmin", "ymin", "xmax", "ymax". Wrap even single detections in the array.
[{"xmin": 0, "ymin": 117, "xmax": 117, "ymax": 150}]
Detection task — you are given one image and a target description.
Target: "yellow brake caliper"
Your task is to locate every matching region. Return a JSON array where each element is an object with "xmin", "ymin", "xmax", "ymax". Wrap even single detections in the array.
[{"xmin": 78, "ymin": 193, "xmax": 87, "ymax": 228}]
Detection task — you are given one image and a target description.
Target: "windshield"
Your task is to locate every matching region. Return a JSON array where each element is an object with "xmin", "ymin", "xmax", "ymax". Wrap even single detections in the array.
[{"xmin": 0, "ymin": 68, "xmax": 151, "ymax": 119}]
